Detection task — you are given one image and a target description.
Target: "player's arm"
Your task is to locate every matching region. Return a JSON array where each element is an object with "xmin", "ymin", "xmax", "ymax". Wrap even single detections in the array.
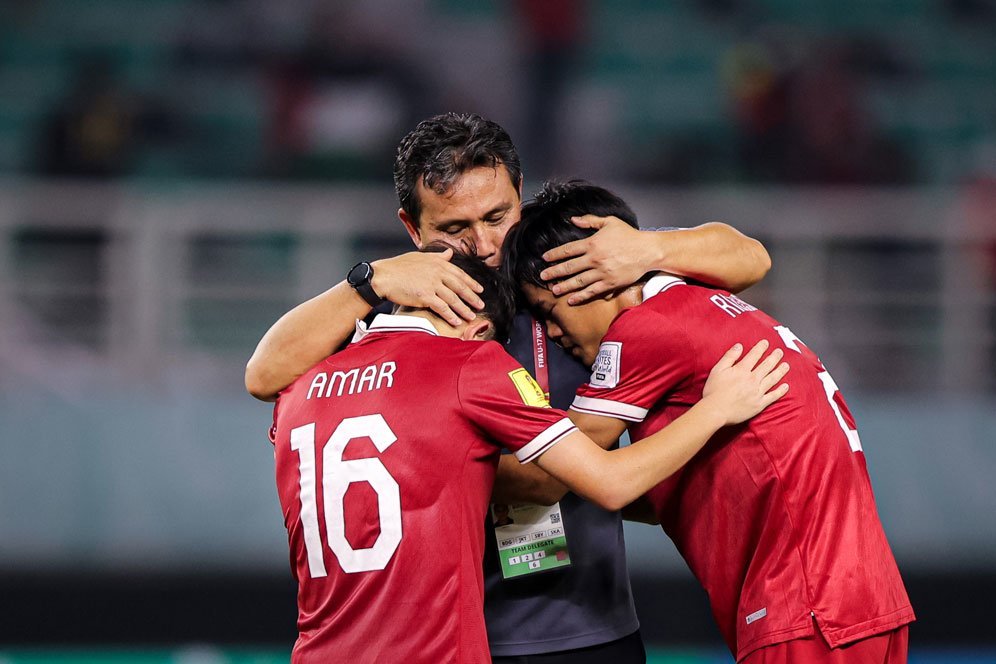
[
  {"xmin": 491, "ymin": 407, "xmax": 627, "ymax": 505},
  {"xmin": 532, "ymin": 341, "xmax": 789, "ymax": 511},
  {"xmin": 540, "ymin": 217, "xmax": 770, "ymax": 304},
  {"xmin": 245, "ymin": 249, "xmax": 484, "ymax": 401},
  {"xmin": 621, "ymin": 495, "xmax": 661, "ymax": 525}
]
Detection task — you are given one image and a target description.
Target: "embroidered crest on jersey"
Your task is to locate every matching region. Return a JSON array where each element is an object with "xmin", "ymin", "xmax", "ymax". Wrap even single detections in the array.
[
  {"xmin": 508, "ymin": 368, "xmax": 550, "ymax": 408},
  {"xmin": 589, "ymin": 341, "xmax": 621, "ymax": 389}
]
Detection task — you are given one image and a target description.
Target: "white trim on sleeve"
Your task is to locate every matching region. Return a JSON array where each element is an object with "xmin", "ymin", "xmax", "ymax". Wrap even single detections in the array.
[
  {"xmin": 570, "ymin": 395, "xmax": 649, "ymax": 423},
  {"xmin": 515, "ymin": 418, "xmax": 578, "ymax": 464},
  {"xmin": 642, "ymin": 274, "xmax": 686, "ymax": 300}
]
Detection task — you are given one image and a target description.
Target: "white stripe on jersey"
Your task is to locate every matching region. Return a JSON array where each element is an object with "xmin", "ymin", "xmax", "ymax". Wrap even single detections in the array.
[
  {"xmin": 570, "ymin": 395, "xmax": 649, "ymax": 423},
  {"xmin": 516, "ymin": 418, "xmax": 578, "ymax": 463}
]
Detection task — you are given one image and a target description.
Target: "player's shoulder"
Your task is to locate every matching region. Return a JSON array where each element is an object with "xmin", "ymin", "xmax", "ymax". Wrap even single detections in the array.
[
  {"xmin": 461, "ymin": 338, "xmax": 519, "ymax": 367},
  {"xmin": 635, "ymin": 277, "xmax": 759, "ymax": 325},
  {"xmin": 606, "ymin": 290, "xmax": 683, "ymax": 340}
]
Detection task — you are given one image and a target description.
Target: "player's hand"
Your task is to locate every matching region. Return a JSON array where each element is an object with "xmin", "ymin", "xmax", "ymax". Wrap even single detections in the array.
[
  {"xmin": 701, "ymin": 340, "xmax": 790, "ymax": 426},
  {"xmin": 540, "ymin": 216, "xmax": 661, "ymax": 305},
  {"xmin": 370, "ymin": 249, "xmax": 485, "ymax": 326}
]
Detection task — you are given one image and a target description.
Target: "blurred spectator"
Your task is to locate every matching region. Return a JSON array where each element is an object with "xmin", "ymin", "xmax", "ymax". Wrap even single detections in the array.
[
  {"xmin": 512, "ymin": 0, "xmax": 586, "ymax": 179},
  {"xmin": 786, "ymin": 43, "xmax": 913, "ymax": 184},
  {"xmin": 263, "ymin": 4, "xmax": 427, "ymax": 180},
  {"xmin": 724, "ymin": 39, "xmax": 794, "ymax": 181},
  {"xmin": 37, "ymin": 58, "xmax": 140, "ymax": 178},
  {"xmin": 725, "ymin": 35, "xmax": 915, "ymax": 184}
]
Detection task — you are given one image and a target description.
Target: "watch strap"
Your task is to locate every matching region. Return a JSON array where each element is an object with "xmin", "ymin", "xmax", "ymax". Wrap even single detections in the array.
[{"xmin": 347, "ymin": 262, "xmax": 383, "ymax": 307}]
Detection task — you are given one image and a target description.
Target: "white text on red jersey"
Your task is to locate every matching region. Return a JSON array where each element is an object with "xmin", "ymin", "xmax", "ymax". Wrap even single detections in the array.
[{"xmin": 306, "ymin": 362, "xmax": 397, "ymax": 399}]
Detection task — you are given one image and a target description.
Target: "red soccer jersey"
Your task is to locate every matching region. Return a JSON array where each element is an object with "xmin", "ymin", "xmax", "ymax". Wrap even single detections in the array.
[
  {"xmin": 572, "ymin": 276, "xmax": 914, "ymax": 661},
  {"xmin": 271, "ymin": 314, "xmax": 577, "ymax": 663}
]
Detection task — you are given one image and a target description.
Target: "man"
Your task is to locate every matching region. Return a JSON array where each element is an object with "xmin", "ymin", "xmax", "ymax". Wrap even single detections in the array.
[
  {"xmin": 270, "ymin": 250, "xmax": 789, "ymax": 662},
  {"xmin": 247, "ymin": 112, "xmax": 772, "ymax": 661},
  {"xmin": 504, "ymin": 180, "xmax": 916, "ymax": 663}
]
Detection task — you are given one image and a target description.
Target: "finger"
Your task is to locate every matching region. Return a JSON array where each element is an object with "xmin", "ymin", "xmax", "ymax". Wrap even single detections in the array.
[
  {"xmin": 437, "ymin": 284, "xmax": 478, "ymax": 322},
  {"xmin": 713, "ymin": 343, "xmax": 744, "ymax": 371},
  {"xmin": 426, "ymin": 296, "xmax": 463, "ymax": 327},
  {"xmin": 570, "ymin": 215, "xmax": 608, "ymax": 230},
  {"xmin": 421, "ymin": 244, "xmax": 455, "ymax": 257},
  {"xmin": 738, "ymin": 339, "xmax": 770, "ymax": 370},
  {"xmin": 567, "ymin": 281, "xmax": 613, "ymax": 306},
  {"xmin": 752, "ymin": 348, "xmax": 785, "ymax": 377},
  {"xmin": 443, "ymin": 262, "xmax": 486, "ymax": 296},
  {"xmin": 759, "ymin": 362, "xmax": 791, "ymax": 392},
  {"xmin": 760, "ymin": 382, "xmax": 790, "ymax": 407},
  {"xmin": 541, "ymin": 257, "xmax": 591, "ymax": 284},
  {"xmin": 550, "ymin": 269, "xmax": 599, "ymax": 296},
  {"xmin": 541, "ymin": 238, "xmax": 589, "ymax": 263},
  {"xmin": 442, "ymin": 272, "xmax": 485, "ymax": 309}
]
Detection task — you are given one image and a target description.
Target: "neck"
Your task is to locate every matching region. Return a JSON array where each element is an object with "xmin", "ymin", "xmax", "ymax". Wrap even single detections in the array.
[
  {"xmin": 395, "ymin": 308, "xmax": 469, "ymax": 339},
  {"xmin": 615, "ymin": 283, "xmax": 647, "ymax": 312}
]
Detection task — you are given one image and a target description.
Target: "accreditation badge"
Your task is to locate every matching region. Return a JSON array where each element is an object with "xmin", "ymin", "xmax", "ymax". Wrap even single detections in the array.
[{"xmin": 491, "ymin": 502, "xmax": 571, "ymax": 579}]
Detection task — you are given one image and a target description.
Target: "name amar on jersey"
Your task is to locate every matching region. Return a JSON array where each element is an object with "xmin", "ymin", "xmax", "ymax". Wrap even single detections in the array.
[{"xmin": 306, "ymin": 362, "xmax": 397, "ymax": 399}]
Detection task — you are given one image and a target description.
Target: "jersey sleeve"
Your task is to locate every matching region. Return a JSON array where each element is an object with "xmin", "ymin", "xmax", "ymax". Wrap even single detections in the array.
[
  {"xmin": 458, "ymin": 341, "xmax": 578, "ymax": 463},
  {"xmin": 571, "ymin": 307, "xmax": 694, "ymax": 423}
]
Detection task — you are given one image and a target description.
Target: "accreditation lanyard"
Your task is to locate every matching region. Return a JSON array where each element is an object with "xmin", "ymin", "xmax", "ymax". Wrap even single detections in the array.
[
  {"xmin": 492, "ymin": 316, "xmax": 571, "ymax": 580},
  {"xmin": 531, "ymin": 317, "xmax": 550, "ymax": 400}
]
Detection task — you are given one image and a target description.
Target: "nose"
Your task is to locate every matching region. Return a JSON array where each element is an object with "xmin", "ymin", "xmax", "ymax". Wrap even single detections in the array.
[
  {"xmin": 545, "ymin": 320, "xmax": 565, "ymax": 345},
  {"xmin": 470, "ymin": 227, "xmax": 500, "ymax": 265}
]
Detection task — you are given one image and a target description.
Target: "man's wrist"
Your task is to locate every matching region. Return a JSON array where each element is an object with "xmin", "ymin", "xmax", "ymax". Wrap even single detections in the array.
[
  {"xmin": 649, "ymin": 229, "xmax": 673, "ymax": 273},
  {"xmin": 346, "ymin": 261, "xmax": 384, "ymax": 307}
]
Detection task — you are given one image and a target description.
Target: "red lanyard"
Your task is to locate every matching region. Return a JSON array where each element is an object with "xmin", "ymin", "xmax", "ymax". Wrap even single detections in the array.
[{"xmin": 531, "ymin": 317, "xmax": 550, "ymax": 399}]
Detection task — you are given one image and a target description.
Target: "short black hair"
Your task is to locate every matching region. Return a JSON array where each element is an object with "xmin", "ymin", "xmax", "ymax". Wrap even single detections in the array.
[
  {"xmin": 503, "ymin": 179, "xmax": 639, "ymax": 290},
  {"xmin": 393, "ymin": 113, "xmax": 522, "ymax": 224},
  {"xmin": 404, "ymin": 244, "xmax": 517, "ymax": 342}
]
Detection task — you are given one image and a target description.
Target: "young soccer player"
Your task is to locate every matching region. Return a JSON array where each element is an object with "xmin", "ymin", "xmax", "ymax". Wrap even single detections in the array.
[{"xmin": 505, "ymin": 181, "xmax": 915, "ymax": 664}]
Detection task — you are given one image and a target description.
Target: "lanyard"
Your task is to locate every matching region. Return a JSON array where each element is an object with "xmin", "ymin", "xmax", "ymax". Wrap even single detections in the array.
[{"xmin": 531, "ymin": 317, "xmax": 550, "ymax": 399}]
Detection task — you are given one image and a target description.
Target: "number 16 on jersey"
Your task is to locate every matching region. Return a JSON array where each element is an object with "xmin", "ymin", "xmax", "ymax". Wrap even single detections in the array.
[{"xmin": 290, "ymin": 414, "xmax": 403, "ymax": 577}]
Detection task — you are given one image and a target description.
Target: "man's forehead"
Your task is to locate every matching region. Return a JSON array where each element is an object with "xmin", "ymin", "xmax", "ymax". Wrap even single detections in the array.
[{"xmin": 417, "ymin": 166, "xmax": 518, "ymax": 221}]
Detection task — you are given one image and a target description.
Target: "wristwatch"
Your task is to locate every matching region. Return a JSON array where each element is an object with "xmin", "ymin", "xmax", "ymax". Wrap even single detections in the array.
[{"xmin": 346, "ymin": 261, "xmax": 383, "ymax": 307}]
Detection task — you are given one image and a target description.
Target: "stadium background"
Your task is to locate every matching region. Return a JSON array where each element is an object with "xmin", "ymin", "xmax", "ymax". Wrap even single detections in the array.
[{"xmin": 0, "ymin": 0, "xmax": 994, "ymax": 662}]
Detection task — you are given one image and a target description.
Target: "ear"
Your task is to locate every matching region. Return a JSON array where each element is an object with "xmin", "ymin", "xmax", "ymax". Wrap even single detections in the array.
[
  {"xmin": 461, "ymin": 318, "xmax": 492, "ymax": 341},
  {"xmin": 398, "ymin": 208, "xmax": 423, "ymax": 248}
]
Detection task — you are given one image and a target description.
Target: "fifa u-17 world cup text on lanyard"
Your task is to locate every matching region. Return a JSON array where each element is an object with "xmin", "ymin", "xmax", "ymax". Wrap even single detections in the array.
[{"xmin": 491, "ymin": 318, "xmax": 572, "ymax": 580}]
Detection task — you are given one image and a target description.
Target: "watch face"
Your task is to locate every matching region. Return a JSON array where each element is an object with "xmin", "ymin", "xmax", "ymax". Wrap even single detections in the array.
[{"xmin": 349, "ymin": 262, "xmax": 372, "ymax": 286}]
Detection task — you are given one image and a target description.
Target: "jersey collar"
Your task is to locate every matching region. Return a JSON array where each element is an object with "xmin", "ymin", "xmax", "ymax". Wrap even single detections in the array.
[
  {"xmin": 642, "ymin": 273, "xmax": 686, "ymax": 300},
  {"xmin": 352, "ymin": 313, "xmax": 441, "ymax": 343}
]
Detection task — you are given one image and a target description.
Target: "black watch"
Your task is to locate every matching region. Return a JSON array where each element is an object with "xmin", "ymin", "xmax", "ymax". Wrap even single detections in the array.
[{"xmin": 346, "ymin": 261, "xmax": 384, "ymax": 307}]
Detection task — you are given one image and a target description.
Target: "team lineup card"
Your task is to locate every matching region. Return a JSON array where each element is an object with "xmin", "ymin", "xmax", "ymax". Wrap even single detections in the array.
[{"xmin": 491, "ymin": 502, "xmax": 571, "ymax": 579}]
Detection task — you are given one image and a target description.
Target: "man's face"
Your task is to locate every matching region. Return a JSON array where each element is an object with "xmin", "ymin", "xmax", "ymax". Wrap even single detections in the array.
[
  {"xmin": 400, "ymin": 165, "xmax": 521, "ymax": 268},
  {"xmin": 522, "ymin": 283, "xmax": 618, "ymax": 366}
]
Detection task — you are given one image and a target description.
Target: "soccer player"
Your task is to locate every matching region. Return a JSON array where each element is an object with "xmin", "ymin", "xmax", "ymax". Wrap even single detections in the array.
[
  {"xmin": 247, "ymin": 113, "xmax": 773, "ymax": 661},
  {"xmin": 270, "ymin": 251, "xmax": 789, "ymax": 663},
  {"xmin": 504, "ymin": 180, "xmax": 916, "ymax": 664}
]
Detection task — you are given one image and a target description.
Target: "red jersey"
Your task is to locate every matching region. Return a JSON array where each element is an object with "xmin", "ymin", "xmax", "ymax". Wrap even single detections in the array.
[
  {"xmin": 271, "ymin": 314, "xmax": 577, "ymax": 663},
  {"xmin": 572, "ymin": 276, "xmax": 914, "ymax": 661}
]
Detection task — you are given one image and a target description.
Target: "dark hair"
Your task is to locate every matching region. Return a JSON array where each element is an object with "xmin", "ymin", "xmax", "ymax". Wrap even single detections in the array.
[
  {"xmin": 412, "ymin": 244, "xmax": 518, "ymax": 342},
  {"xmin": 393, "ymin": 113, "xmax": 522, "ymax": 224},
  {"xmin": 503, "ymin": 180, "xmax": 639, "ymax": 290}
]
